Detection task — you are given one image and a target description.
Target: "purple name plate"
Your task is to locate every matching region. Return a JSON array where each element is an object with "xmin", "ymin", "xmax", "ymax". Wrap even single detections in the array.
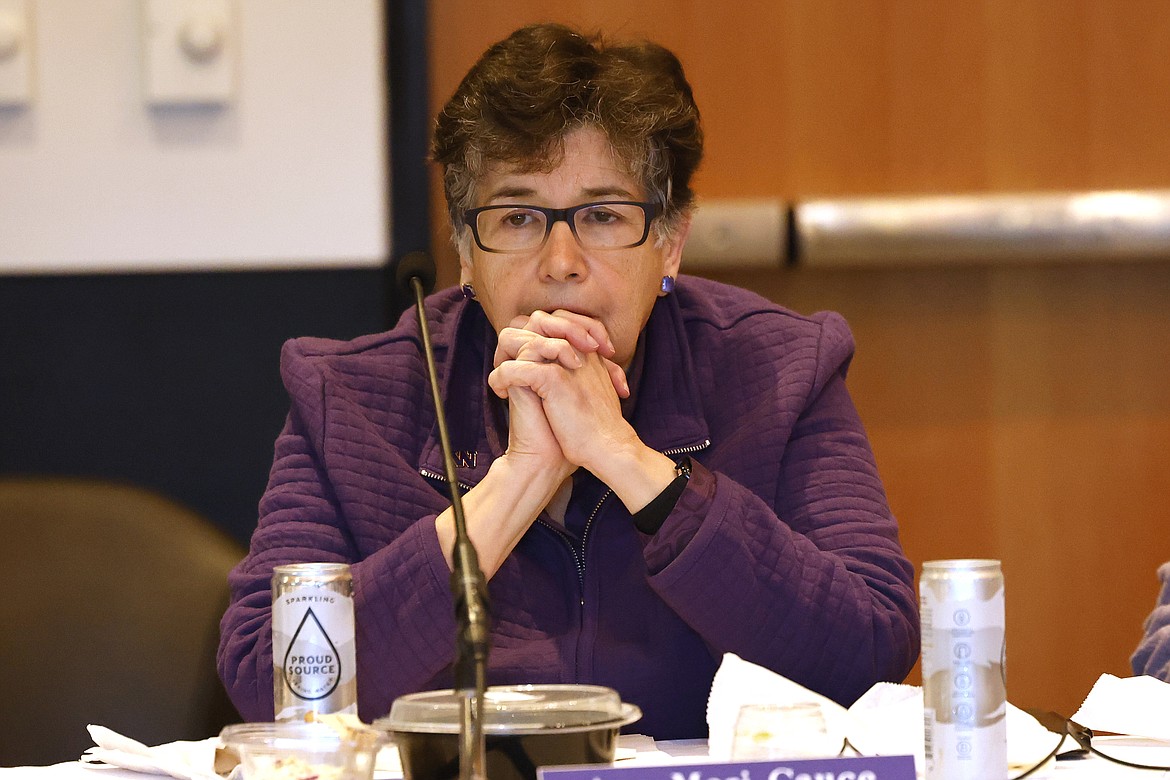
[{"xmin": 538, "ymin": 754, "xmax": 916, "ymax": 780}]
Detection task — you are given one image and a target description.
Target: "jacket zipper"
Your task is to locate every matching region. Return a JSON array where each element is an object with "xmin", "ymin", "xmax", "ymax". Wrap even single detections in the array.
[
  {"xmin": 534, "ymin": 490, "xmax": 611, "ymax": 602},
  {"xmin": 539, "ymin": 438, "xmax": 712, "ymax": 603},
  {"xmin": 663, "ymin": 439, "xmax": 710, "ymax": 459},
  {"xmin": 419, "ymin": 467, "xmax": 474, "ymax": 493},
  {"xmin": 575, "ymin": 490, "xmax": 610, "ymax": 599}
]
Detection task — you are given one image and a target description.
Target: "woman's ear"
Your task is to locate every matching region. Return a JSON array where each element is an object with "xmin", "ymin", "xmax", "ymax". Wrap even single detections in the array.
[
  {"xmin": 457, "ymin": 243, "xmax": 475, "ymax": 288},
  {"xmin": 660, "ymin": 215, "xmax": 692, "ymax": 281}
]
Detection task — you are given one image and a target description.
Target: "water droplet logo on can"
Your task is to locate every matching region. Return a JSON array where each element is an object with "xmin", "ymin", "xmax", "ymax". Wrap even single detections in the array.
[{"xmin": 282, "ymin": 607, "xmax": 342, "ymax": 700}]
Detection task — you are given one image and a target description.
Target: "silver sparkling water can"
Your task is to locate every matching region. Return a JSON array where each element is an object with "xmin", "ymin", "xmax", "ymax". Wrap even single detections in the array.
[
  {"xmin": 920, "ymin": 559, "xmax": 1007, "ymax": 780},
  {"xmin": 271, "ymin": 562, "xmax": 358, "ymax": 721}
]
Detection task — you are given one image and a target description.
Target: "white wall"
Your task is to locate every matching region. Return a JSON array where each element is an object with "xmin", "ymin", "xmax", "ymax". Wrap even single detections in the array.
[{"xmin": 0, "ymin": 0, "xmax": 387, "ymax": 273}]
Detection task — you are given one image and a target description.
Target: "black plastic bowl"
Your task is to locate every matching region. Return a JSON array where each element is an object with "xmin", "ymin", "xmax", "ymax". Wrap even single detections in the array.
[{"xmin": 375, "ymin": 684, "xmax": 642, "ymax": 780}]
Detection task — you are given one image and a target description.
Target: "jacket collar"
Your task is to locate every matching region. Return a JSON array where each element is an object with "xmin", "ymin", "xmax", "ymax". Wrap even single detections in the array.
[
  {"xmin": 418, "ymin": 294, "xmax": 710, "ymax": 488},
  {"xmin": 626, "ymin": 294, "xmax": 711, "ymax": 455}
]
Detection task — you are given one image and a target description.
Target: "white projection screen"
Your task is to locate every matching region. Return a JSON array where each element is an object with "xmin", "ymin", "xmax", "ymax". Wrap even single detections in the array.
[{"xmin": 0, "ymin": 0, "xmax": 388, "ymax": 274}]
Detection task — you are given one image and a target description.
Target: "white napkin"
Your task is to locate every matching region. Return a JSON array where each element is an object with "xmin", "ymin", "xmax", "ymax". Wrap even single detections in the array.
[
  {"xmin": 706, "ymin": 653, "xmax": 849, "ymax": 759},
  {"xmin": 80, "ymin": 725, "xmax": 225, "ymax": 780},
  {"xmin": 706, "ymin": 654, "xmax": 1065, "ymax": 773},
  {"xmin": 81, "ymin": 724, "xmax": 406, "ymax": 780},
  {"xmin": 1071, "ymin": 673, "xmax": 1170, "ymax": 740},
  {"xmin": 843, "ymin": 681, "xmax": 925, "ymax": 758}
]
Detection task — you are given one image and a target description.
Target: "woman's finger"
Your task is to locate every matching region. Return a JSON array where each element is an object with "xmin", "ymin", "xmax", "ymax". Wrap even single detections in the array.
[
  {"xmin": 515, "ymin": 337, "xmax": 583, "ymax": 368},
  {"xmin": 488, "ymin": 359, "xmax": 553, "ymax": 399},
  {"xmin": 602, "ymin": 357, "xmax": 630, "ymax": 398},
  {"xmin": 496, "ymin": 329, "xmax": 628, "ymax": 398},
  {"xmin": 524, "ymin": 310, "xmax": 616, "ymax": 357},
  {"xmin": 495, "ymin": 327, "xmax": 582, "ymax": 369}
]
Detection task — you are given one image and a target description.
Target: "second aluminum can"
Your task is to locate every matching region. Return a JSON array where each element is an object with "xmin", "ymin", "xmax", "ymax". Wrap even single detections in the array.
[{"xmin": 920, "ymin": 559, "xmax": 1007, "ymax": 780}]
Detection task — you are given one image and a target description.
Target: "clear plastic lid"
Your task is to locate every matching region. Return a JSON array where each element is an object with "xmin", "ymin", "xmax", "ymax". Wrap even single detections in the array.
[{"xmin": 376, "ymin": 684, "xmax": 642, "ymax": 735}]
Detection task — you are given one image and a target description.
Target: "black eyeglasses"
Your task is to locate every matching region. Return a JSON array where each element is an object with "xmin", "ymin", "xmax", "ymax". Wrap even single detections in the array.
[{"xmin": 462, "ymin": 201, "xmax": 663, "ymax": 254}]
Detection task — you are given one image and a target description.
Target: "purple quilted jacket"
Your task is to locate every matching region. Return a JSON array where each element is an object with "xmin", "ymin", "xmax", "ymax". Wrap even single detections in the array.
[
  {"xmin": 217, "ymin": 275, "xmax": 919, "ymax": 739},
  {"xmin": 1132, "ymin": 562, "xmax": 1170, "ymax": 681}
]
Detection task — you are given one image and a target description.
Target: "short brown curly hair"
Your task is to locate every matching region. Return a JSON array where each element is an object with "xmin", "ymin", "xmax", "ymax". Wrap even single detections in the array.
[{"xmin": 432, "ymin": 23, "xmax": 703, "ymax": 248}]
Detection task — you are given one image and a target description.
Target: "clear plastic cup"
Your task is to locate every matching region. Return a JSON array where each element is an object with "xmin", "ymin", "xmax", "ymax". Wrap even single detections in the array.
[
  {"xmin": 220, "ymin": 721, "xmax": 386, "ymax": 780},
  {"xmin": 730, "ymin": 702, "xmax": 842, "ymax": 761}
]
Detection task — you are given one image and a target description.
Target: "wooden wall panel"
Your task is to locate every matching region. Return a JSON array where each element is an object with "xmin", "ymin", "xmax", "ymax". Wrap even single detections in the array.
[
  {"xmin": 717, "ymin": 264, "xmax": 1170, "ymax": 716},
  {"xmin": 428, "ymin": 1, "xmax": 1170, "ymax": 718}
]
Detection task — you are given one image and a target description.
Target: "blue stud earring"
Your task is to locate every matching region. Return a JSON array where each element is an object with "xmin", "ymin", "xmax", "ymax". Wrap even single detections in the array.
[
  {"xmin": 660, "ymin": 276, "xmax": 675, "ymax": 295},
  {"xmin": 461, "ymin": 284, "xmax": 476, "ymax": 300}
]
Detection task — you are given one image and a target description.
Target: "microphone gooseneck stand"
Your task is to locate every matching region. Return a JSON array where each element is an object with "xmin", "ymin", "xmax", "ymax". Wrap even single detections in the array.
[{"xmin": 401, "ymin": 254, "xmax": 492, "ymax": 780}]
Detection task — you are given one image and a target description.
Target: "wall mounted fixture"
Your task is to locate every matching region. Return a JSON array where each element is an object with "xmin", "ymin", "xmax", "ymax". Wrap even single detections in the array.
[
  {"xmin": 0, "ymin": 0, "xmax": 33, "ymax": 106},
  {"xmin": 141, "ymin": 0, "xmax": 236, "ymax": 105}
]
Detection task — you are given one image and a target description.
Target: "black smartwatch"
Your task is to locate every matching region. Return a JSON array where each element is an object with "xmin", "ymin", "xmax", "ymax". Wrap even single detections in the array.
[{"xmin": 632, "ymin": 456, "xmax": 692, "ymax": 534}]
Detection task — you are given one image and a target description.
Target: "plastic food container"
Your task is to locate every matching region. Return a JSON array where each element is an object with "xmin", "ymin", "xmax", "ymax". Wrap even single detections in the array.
[
  {"xmin": 220, "ymin": 721, "xmax": 386, "ymax": 780},
  {"xmin": 375, "ymin": 684, "xmax": 642, "ymax": 780}
]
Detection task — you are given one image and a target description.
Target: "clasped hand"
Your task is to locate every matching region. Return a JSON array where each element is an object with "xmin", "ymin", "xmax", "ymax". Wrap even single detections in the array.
[
  {"xmin": 433, "ymin": 309, "xmax": 677, "ymax": 575},
  {"xmin": 488, "ymin": 310, "xmax": 634, "ymax": 481}
]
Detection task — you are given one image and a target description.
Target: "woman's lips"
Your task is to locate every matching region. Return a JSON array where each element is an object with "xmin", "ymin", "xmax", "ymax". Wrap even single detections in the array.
[{"xmin": 529, "ymin": 305, "xmax": 599, "ymax": 321}]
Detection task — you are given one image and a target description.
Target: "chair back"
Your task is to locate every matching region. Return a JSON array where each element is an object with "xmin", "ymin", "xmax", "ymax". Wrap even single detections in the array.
[{"xmin": 0, "ymin": 476, "xmax": 246, "ymax": 766}]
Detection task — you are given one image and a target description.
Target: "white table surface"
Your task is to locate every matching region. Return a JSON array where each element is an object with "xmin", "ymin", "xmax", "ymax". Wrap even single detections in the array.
[{"xmin": 2, "ymin": 735, "xmax": 1168, "ymax": 779}]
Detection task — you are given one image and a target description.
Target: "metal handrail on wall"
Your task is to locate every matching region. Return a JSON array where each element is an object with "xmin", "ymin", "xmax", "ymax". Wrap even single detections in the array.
[
  {"xmin": 672, "ymin": 189, "xmax": 1170, "ymax": 269},
  {"xmin": 793, "ymin": 189, "xmax": 1170, "ymax": 267}
]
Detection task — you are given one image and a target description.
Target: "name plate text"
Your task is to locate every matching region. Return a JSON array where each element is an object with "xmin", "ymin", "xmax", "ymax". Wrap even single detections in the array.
[{"xmin": 538, "ymin": 754, "xmax": 916, "ymax": 780}]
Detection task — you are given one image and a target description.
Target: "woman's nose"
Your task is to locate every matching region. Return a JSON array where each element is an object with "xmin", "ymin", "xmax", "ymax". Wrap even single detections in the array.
[{"xmin": 538, "ymin": 220, "xmax": 588, "ymax": 281}]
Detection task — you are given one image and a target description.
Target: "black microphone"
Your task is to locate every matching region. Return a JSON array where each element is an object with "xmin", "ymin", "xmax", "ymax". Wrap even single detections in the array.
[
  {"xmin": 395, "ymin": 250, "xmax": 438, "ymax": 297},
  {"xmin": 396, "ymin": 251, "xmax": 490, "ymax": 780}
]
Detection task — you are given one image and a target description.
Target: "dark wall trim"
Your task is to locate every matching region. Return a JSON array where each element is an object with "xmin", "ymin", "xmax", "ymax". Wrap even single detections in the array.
[{"xmin": 386, "ymin": 0, "xmax": 432, "ymax": 319}]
